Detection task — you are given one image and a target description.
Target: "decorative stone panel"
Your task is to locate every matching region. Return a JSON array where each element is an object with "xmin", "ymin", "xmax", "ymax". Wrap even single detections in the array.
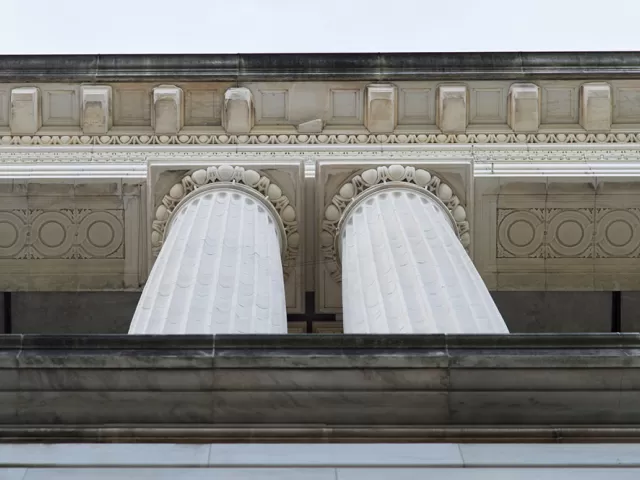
[
  {"xmin": 0, "ymin": 208, "xmax": 124, "ymax": 260},
  {"xmin": 476, "ymin": 177, "xmax": 640, "ymax": 291},
  {"xmin": 0, "ymin": 181, "xmax": 145, "ymax": 291}
]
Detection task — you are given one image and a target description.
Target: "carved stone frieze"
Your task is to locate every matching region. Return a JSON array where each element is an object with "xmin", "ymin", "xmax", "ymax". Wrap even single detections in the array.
[
  {"xmin": 1, "ymin": 131, "xmax": 640, "ymax": 147},
  {"xmin": 497, "ymin": 207, "xmax": 640, "ymax": 259},
  {"xmin": 151, "ymin": 165, "xmax": 299, "ymax": 279},
  {"xmin": 0, "ymin": 208, "xmax": 124, "ymax": 260},
  {"xmin": 320, "ymin": 165, "xmax": 470, "ymax": 283}
]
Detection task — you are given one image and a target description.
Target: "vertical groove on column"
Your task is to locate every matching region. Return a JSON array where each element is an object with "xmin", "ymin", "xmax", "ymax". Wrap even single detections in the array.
[
  {"xmin": 130, "ymin": 189, "xmax": 287, "ymax": 335},
  {"xmin": 342, "ymin": 189, "xmax": 508, "ymax": 334}
]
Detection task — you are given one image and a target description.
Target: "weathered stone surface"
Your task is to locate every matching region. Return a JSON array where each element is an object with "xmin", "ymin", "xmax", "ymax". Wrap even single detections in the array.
[
  {"xmin": 580, "ymin": 82, "xmax": 612, "ymax": 131},
  {"xmin": 508, "ymin": 83, "xmax": 540, "ymax": 132},
  {"xmin": 10, "ymin": 87, "xmax": 40, "ymax": 134},
  {"xmin": 0, "ymin": 334, "xmax": 638, "ymax": 441},
  {"xmin": 297, "ymin": 118, "xmax": 324, "ymax": 133},
  {"xmin": 223, "ymin": 87, "xmax": 253, "ymax": 133},
  {"xmin": 436, "ymin": 85, "xmax": 467, "ymax": 133},
  {"xmin": 153, "ymin": 85, "xmax": 183, "ymax": 134},
  {"xmin": 81, "ymin": 85, "xmax": 111, "ymax": 134},
  {"xmin": 364, "ymin": 84, "xmax": 397, "ymax": 133},
  {"xmin": 2, "ymin": 53, "xmax": 640, "ymax": 82}
]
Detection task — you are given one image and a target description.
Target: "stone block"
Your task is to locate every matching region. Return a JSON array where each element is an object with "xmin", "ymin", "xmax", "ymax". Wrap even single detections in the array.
[
  {"xmin": 10, "ymin": 87, "xmax": 40, "ymax": 134},
  {"xmin": 297, "ymin": 118, "xmax": 324, "ymax": 133},
  {"xmin": 81, "ymin": 85, "xmax": 112, "ymax": 134},
  {"xmin": 580, "ymin": 83, "xmax": 612, "ymax": 132},
  {"xmin": 491, "ymin": 292, "xmax": 611, "ymax": 333},
  {"xmin": 436, "ymin": 85, "xmax": 467, "ymax": 133},
  {"xmin": 508, "ymin": 83, "xmax": 540, "ymax": 133},
  {"xmin": 12, "ymin": 292, "xmax": 140, "ymax": 334},
  {"xmin": 223, "ymin": 87, "xmax": 254, "ymax": 134},
  {"xmin": 364, "ymin": 84, "xmax": 397, "ymax": 133},
  {"xmin": 153, "ymin": 85, "xmax": 183, "ymax": 134}
]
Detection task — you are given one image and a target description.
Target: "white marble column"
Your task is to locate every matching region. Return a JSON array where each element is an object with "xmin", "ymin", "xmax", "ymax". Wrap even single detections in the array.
[
  {"xmin": 340, "ymin": 187, "xmax": 508, "ymax": 334},
  {"xmin": 130, "ymin": 187, "xmax": 287, "ymax": 334}
]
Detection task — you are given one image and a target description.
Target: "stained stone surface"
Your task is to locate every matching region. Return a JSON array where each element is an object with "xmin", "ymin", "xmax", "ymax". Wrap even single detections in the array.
[
  {"xmin": 491, "ymin": 291, "xmax": 611, "ymax": 333},
  {"xmin": 11, "ymin": 292, "xmax": 140, "ymax": 334},
  {"xmin": 621, "ymin": 291, "xmax": 640, "ymax": 332},
  {"xmin": 0, "ymin": 333, "xmax": 638, "ymax": 442}
]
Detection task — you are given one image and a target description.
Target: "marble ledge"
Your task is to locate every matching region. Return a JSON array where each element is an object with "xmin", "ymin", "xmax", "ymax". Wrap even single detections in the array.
[{"xmin": 1, "ymin": 333, "xmax": 640, "ymax": 370}]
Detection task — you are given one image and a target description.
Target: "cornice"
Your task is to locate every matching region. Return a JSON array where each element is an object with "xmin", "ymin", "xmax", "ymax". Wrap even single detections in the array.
[{"xmin": 1, "ymin": 52, "xmax": 640, "ymax": 81}]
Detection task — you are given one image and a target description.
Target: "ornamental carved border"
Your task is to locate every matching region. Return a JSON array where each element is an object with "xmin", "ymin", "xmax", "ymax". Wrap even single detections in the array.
[
  {"xmin": 320, "ymin": 165, "xmax": 470, "ymax": 283},
  {"xmin": 151, "ymin": 165, "xmax": 299, "ymax": 279},
  {"xmin": 1, "ymin": 132, "xmax": 640, "ymax": 146}
]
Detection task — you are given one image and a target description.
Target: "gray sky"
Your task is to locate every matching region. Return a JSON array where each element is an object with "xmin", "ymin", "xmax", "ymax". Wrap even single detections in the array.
[{"xmin": 3, "ymin": 0, "xmax": 640, "ymax": 54}]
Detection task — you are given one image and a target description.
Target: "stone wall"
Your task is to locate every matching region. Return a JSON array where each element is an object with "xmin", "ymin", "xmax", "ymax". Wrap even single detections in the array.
[{"xmin": 2, "ymin": 291, "xmax": 638, "ymax": 334}]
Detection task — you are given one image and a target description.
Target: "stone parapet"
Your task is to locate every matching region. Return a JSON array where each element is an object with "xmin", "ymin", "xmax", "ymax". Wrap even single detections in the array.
[{"xmin": 1, "ymin": 333, "xmax": 640, "ymax": 442}]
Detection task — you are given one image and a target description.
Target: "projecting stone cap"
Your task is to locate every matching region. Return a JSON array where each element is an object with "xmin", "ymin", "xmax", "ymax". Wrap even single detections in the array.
[
  {"xmin": 223, "ymin": 87, "xmax": 254, "ymax": 134},
  {"xmin": 436, "ymin": 85, "xmax": 467, "ymax": 133},
  {"xmin": 580, "ymin": 82, "xmax": 612, "ymax": 132},
  {"xmin": 297, "ymin": 118, "xmax": 324, "ymax": 133},
  {"xmin": 10, "ymin": 87, "xmax": 41, "ymax": 135},
  {"xmin": 81, "ymin": 85, "xmax": 112, "ymax": 134},
  {"xmin": 153, "ymin": 85, "xmax": 183, "ymax": 134},
  {"xmin": 508, "ymin": 83, "xmax": 540, "ymax": 133},
  {"xmin": 365, "ymin": 84, "xmax": 397, "ymax": 133}
]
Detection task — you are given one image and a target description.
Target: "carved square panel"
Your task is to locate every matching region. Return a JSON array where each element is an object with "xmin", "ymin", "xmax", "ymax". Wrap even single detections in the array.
[
  {"xmin": 398, "ymin": 88, "xmax": 433, "ymax": 125},
  {"xmin": 185, "ymin": 90, "xmax": 222, "ymax": 126},
  {"xmin": 541, "ymin": 86, "xmax": 578, "ymax": 124},
  {"xmin": 595, "ymin": 208, "xmax": 640, "ymax": 258},
  {"xmin": 329, "ymin": 89, "xmax": 362, "ymax": 124},
  {"xmin": 613, "ymin": 86, "xmax": 640, "ymax": 123},
  {"xmin": 257, "ymin": 89, "xmax": 289, "ymax": 123},
  {"xmin": 0, "ymin": 89, "xmax": 7, "ymax": 125},
  {"xmin": 546, "ymin": 208, "xmax": 594, "ymax": 258},
  {"xmin": 497, "ymin": 208, "xmax": 545, "ymax": 258},
  {"xmin": 114, "ymin": 87, "xmax": 151, "ymax": 126},
  {"xmin": 42, "ymin": 88, "xmax": 80, "ymax": 126},
  {"xmin": 470, "ymin": 87, "xmax": 506, "ymax": 124}
]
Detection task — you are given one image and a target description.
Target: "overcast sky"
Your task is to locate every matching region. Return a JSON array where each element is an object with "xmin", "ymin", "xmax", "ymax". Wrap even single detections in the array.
[{"xmin": 3, "ymin": 0, "xmax": 639, "ymax": 54}]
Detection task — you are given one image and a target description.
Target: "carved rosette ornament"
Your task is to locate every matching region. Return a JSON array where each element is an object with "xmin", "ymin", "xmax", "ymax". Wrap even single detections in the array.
[
  {"xmin": 151, "ymin": 164, "xmax": 299, "ymax": 279},
  {"xmin": 320, "ymin": 165, "xmax": 470, "ymax": 282}
]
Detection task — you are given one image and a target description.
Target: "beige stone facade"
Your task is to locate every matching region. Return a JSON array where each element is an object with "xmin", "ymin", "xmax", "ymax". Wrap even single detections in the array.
[{"xmin": 1, "ymin": 53, "xmax": 640, "ymax": 331}]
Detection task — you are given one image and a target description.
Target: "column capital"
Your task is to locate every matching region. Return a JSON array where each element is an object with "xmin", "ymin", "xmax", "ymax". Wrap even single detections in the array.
[
  {"xmin": 151, "ymin": 165, "xmax": 299, "ymax": 281},
  {"xmin": 320, "ymin": 164, "xmax": 470, "ymax": 284}
]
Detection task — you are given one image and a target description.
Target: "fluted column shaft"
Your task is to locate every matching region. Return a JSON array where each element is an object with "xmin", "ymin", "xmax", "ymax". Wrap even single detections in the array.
[
  {"xmin": 341, "ymin": 188, "xmax": 508, "ymax": 334},
  {"xmin": 130, "ymin": 188, "xmax": 286, "ymax": 334}
]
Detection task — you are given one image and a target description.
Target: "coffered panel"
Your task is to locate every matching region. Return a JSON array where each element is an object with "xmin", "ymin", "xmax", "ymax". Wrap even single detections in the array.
[{"xmin": 113, "ymin": 85, "xmax": 152, "ymax": 126}]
